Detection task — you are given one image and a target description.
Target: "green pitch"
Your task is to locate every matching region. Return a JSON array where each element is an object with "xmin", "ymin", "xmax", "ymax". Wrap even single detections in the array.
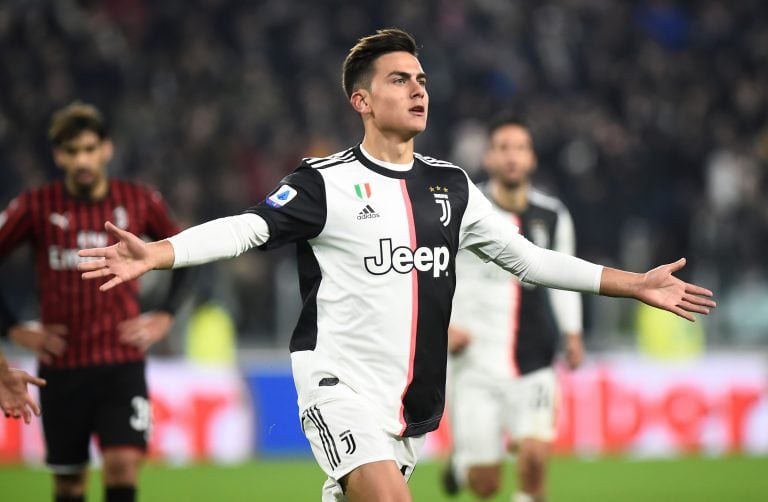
[{"xmin": 1, "ymin": 456, "xmax": 766, "ymax": 501}]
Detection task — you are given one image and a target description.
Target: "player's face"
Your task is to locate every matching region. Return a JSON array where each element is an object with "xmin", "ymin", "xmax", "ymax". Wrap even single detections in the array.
[
  {"xmin": 54, "ymin": 131, "xmax": 112, "ymax": 195},
  {"xmin": 363, "ymin": 51, "xmax": 428, "ymax": 139},
  {"xmin": 484, "ymin": 125, "xmax": 536, "ymax": 188}
]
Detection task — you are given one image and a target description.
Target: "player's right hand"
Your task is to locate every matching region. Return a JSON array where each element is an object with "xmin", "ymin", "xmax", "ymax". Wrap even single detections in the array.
[
  {"xmin": 448, "ymin": 325, "xmax": 472, "ymax": 355},
  {"xmin": 78, "ymin": 221, "xmax": 158, "ymax": 291},
  {"xmin": 564, "ymin": 333, "xmax": 584, "ymax": 370},
  {"xmin": 0, "ymin": 368, "xmax": 46, "ymax": 424},
  {"xmin": 9, "ymin": 322, "xmax": 67, "ymax": 365}
]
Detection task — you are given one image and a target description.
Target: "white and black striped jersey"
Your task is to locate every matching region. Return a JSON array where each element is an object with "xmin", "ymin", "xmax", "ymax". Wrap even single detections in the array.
[
  {"xmin": 450, "ymin": 183, "xmax": 582, "ymax": 378},
  {"xmin": 238, "ymin": 146, "xmax": 600, "ymax": 438}
]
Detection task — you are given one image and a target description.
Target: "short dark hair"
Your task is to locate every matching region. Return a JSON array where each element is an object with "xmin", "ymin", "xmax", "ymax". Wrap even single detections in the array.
[
  {"xmin": 487, "ymin": 113, "xmax": 529, "ymax": 137},
  {"xmin": 48, "ymin": 101, "xmax": 107, "ymax": 146},
  {"xmin": 342, "ymin": 28, "xmax": 419, "ymax": 98}
]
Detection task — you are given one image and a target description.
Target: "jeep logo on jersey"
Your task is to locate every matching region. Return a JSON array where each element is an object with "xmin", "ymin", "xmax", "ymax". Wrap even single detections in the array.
[
  {"xmin": 429, "ymin": 186, "xmax": 451, "ymax": 226},
  {"xmin": 266, "ymin": 185, "xmax": 298, "ymax": 208},
  {"xmin": 364, "ymin": 238, "xmax": 450, "ymax": 278}
]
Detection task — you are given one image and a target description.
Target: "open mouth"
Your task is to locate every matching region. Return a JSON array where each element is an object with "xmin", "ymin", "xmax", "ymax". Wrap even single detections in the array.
[{"xmin": 409, "ymin": 106, "xmax": 425, "ymax": 114}]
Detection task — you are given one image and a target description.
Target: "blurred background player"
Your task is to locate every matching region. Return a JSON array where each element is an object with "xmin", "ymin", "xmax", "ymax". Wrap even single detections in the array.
[
  {"xmin": 0, "ymin": 102, "xmax": 192, "ymax": 502},
  {"xmin": 443, "ymin": 117, "xmax": 584, "ymax": 501}
]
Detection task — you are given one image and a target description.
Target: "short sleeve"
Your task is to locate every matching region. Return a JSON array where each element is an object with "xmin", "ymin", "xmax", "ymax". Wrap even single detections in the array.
[{"xmin": 246, "ymin": 165, "xmax": 326, "ymax": 250}]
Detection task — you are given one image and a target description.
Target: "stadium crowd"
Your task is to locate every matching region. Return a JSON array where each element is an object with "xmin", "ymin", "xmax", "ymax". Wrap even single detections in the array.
[{"xmin": 1, "ymin": 0, "xmax": 766, "ymax": 346}]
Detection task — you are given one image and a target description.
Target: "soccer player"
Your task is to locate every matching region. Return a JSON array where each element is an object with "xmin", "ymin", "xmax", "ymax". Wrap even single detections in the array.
[
  {"xmin": 443, "ymin": 116, "xmax": 584, "ymax": 501},
  {"xmin": 77, "ymin": 29, "xmax": 714, "ymax": 502},
  {"xmin": 0, "ymin": 102, "xmax": 191, "ymax": 502}
]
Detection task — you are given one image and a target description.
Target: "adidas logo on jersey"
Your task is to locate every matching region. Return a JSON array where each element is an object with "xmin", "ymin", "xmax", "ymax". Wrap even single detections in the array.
[{"xmin": 357, "ymin": 204, "xmax": 380, "ymax": 220}]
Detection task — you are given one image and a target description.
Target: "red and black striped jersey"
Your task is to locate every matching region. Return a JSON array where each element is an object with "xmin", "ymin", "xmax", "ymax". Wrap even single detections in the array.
[{"xmin": 0, "ymin": 179, "xmax": 181, "ymax": 369}]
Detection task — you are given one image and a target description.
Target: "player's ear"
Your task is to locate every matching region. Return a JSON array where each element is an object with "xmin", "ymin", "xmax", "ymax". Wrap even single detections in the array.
[
  {"xmin": 482, "ymin": 147, "xmax": 494, "ymax": 173},
  {"xmin": 350, "ymin": 90, "xmax": 370, "ymax": 114},
  {"xmin": 101, "ymin": 138, "xmax": 114, "ymax": 162},
  {"xmin": 52, "ymin": 147, "xmax": 65, "ymax": 170}
]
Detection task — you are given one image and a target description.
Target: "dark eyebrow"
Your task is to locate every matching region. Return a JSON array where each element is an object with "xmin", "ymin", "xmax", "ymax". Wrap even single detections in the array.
[{"xmin": 387, "ymin": 71, "xmax": 428, "ymax": 81}]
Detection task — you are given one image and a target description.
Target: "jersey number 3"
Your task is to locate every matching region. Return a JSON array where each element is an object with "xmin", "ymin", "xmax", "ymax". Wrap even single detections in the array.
[{"xmin": 130, "ymin": 396, "xmax": 152, "ymax": 432}]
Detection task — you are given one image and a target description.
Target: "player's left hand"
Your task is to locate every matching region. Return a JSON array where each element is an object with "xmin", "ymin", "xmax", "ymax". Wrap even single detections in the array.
[
  {"xmin": 564, "ymin": 333, "xmax": 584, "ymax": 369},
  {"xmin": 118, "ymin": 312, "xmax": 173, "ymax": 351},
  {"xmin": 635, "ymin": 258, "xmax": 716, "ymax": 322}
]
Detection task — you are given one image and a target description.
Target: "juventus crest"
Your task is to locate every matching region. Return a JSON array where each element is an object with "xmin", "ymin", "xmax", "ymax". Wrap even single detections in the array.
[
  {"xmin": 429, "ymin": 186, "xmax": 451, "ymax": 226},
  {"xmin": 339, "ymin": 429, "xmax": 356, "ymax": 455}
]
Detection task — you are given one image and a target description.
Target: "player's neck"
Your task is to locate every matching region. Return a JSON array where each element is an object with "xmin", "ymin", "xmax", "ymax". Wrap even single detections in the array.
[
  {"xmin": 490, "ymin": 179, "xmax": 529, "ymax": 213},
  {"xmin": 360, "ymin": 133, "xmax": 414, "ymax": 164},
  {"xmin": 65, "ymin": 176, "xmax": 109, "ymax": 201}
]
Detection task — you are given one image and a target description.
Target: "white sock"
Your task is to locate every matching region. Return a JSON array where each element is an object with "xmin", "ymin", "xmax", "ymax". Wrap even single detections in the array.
[
  {"xmin": 452, "ymin": 459, "xmax": 468, "ymax": 487},
  {"xmin": 512, "ymin": 492, "xmax": 536, "ymax": 502},
  {"xmin": 321, "ymin": 477, "xmax": 347, "ymax": 502}
]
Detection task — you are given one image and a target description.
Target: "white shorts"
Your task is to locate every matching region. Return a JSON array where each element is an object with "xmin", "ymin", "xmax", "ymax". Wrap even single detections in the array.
[
  {"xmin": 508, "ymin": 366, "xmax": 558, "ymax": 443},
  {"xmin": 450, "ymin": 366, "xmax": 558, "ymax": 467},
  {"xmin": 299, "ymin": 381, "xmax": 425, "ymax": 499}
]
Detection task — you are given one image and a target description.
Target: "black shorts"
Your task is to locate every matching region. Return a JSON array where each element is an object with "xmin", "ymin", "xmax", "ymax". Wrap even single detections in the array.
[{"xmin": 39, "ymin": 361, "xmax": 150, "ymax": 472}]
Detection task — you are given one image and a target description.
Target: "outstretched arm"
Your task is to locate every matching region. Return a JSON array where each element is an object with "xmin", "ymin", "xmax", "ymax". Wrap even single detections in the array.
[
  {"xmin": 599, "ymin": 258, "xmax": 714, "ymax": 322},
  {"xmin": 461, "ymin": 182, "xmax": 714, "ymax": 323},
  {"xmin": 79, "ymin": 214, "xmax": 270, "ymax": 291},
  {"xmin": 465, "ymin": 214, "xmax": 714, "ymax": 321}
]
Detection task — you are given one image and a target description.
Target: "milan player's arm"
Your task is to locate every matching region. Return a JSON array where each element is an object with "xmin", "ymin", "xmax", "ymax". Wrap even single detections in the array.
[{"xmin": 0, "ymin": 195, "xmax": 69, "ymax": 360}]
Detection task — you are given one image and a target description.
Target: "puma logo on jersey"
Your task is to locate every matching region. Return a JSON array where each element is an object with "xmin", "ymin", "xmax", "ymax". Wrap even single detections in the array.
[
  {"xmin": 357, "ymin": 204, "xmax": 380, "ymax": 220},
  {"xmin": 49, "ymin": 212, "xmax": 70, "ymax": 230},
  {"xmin": 364, "ymin": 238, "xmax": 450, "ymax": 278}
]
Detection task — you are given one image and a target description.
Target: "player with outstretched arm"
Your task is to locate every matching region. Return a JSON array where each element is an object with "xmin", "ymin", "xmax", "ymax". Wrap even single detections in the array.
[{"xmin": 77, "ymin": 29, "xmax": 714, "ymax": 502}]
